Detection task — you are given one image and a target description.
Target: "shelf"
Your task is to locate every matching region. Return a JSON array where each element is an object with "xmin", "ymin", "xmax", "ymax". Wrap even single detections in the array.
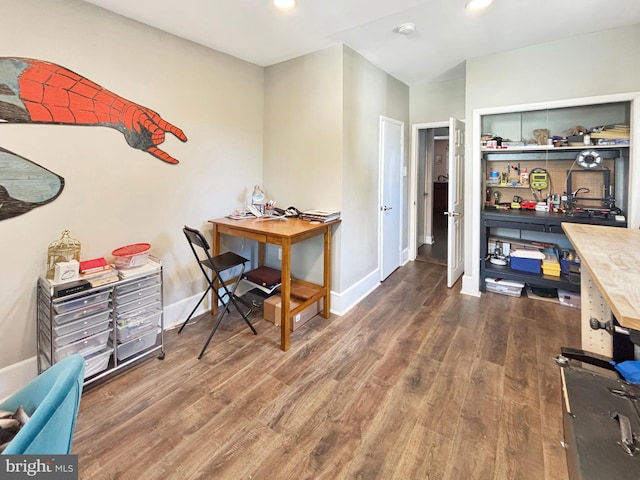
[
  {"xmin": 481, "ymin": 144, "xmax": 628, "ymax": 153},
  {"xmin": 483, "ymin": 147, "xmax": 626, "ymax": 161},
  {"xmin": 483, "ymin": 261, "xmax": 580, "ymax": 292}
]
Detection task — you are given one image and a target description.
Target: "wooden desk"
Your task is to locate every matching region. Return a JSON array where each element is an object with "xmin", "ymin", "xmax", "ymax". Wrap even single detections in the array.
[
  {"xmin": 562, "ymin": 223, "xmax": 640, "ymax": 356},
  {"xmin": 209, "ymin": 217, "xmax": 340, "ymax": 351}
]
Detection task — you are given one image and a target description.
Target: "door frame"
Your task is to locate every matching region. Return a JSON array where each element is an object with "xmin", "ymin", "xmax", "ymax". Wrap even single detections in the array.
[{"xmin": 409, "ymin": 121, "xmax": 449, "ymax": 261}]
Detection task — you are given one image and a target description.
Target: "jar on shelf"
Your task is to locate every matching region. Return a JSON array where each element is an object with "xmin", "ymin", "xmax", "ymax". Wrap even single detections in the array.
[{"xmin": 46, "ymin": 230, "xmax": 81, "ymax": 279}]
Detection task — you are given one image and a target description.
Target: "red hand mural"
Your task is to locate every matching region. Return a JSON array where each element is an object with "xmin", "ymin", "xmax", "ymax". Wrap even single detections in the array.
[{"xmin": 10, "ymin": 58, "xmax": 187, "ymax": 164}]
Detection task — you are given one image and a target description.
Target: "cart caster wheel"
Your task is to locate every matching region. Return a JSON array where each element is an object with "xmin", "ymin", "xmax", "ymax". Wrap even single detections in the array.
[{"xmin": 158, "ymin": 351, "xmax": 165, "ymax": 360}]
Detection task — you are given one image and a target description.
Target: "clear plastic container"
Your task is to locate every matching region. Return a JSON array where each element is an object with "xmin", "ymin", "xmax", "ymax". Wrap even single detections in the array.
[
  {"xmin": 83, "ymin": 349, "xmax": 112, "ymax": 378},
  {"xmin": 53, "ymin": 290, "xmax": 110, "ymax": 314},
  {"xmin": 116, "ymin": 304, "xmax": 161, "ymax": 326},
  {"xmin": 116, "ymin": 329, "xmax": 159, "ymax": 361},
  {"xmin": 53, "ymin": 319, "xmax": 111, "ymax": 348},
  {"xmin": 116, "ymin": 313, "xmax": 159, "ymax": 343},
  {"xmin": 53, "ymin": 329, "xmax": 112, "ymax": 362},
  {"xmin": 113, "ymin": 284, "xmax": 161, "ymax": 306},
  {"xmin": 115, "ymin": 293, "xmax": 161, "ymax": 315},
  {"xmin": 52, "ymin": 300, "xmax": 111, "ymax": 326},
  {"xmin": 114, "ymin": 274, "xmax": 160, "ymax": 297},
  {"xmin": 53, "ymin": 309, "xmax": 112, "ymax": 337}
]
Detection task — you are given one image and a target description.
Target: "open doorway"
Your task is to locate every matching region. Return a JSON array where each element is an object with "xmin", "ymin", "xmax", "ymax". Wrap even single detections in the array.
[{"xmin": 415, "ymin": 125, "xmax": 449, "ymax": 265}]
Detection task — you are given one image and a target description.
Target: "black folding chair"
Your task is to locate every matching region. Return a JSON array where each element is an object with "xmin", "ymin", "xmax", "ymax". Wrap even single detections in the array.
[{"xmin": 179, "ymin": 226, "xmax": 256, "ymax": 359}]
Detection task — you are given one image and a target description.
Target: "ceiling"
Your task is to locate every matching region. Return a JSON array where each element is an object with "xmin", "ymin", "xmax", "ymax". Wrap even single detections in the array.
[{"xmin": 81, "ymin": 0, "xmax": 640, "ymax": 86}]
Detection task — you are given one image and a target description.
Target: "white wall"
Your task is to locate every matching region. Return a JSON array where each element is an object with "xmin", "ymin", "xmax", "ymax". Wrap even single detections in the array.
[
  {"xmin": 263, "ymin": 46, "xmax": 344, "ymax": 287},
  {"xmin": 410, "ymin": 78, "xmax": 466, "ymax": 125},
  {"xmin": 462, "ymin": 23, "xmax": 640, "ymax": 296},
  {"xmin": 342, "ymin": 47, "xmax": 410, "ymax": 291},
  {"xmin": 0, "ymin": 0, "xmax": 264, "ymax": 371},
  {"xmin": 263, "ymin": 45, "xmax": 409, "ymax": 311}
]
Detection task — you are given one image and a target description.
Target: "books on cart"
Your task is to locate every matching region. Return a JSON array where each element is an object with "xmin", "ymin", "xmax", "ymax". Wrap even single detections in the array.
[{"xmin": 300, "ymin": 209, "xmax": 341, "ymax": 223}]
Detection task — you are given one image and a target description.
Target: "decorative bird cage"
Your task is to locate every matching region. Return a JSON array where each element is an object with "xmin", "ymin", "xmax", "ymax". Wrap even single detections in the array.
[{"xmin": 46, "ymin": 230, "xmax": 81, "ymax": 279}]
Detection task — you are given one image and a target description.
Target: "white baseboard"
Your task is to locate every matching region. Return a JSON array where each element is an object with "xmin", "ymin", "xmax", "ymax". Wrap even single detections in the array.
[
  {"xmin": 0, "ymin": 356, "xmax": 38, "ymax": 401},
  {"xmin": 330, "ymin": 268, "xmax": 380, "ymax": 316}
]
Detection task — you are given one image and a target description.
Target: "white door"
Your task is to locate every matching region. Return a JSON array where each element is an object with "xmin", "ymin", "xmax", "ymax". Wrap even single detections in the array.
[
  {"xmin": 380, "ymin": 116, "xmax": 404, "ymax": 281},
  {"xmin": 446, "ymin": 118, "xmax": 465, "ymax": 287}
]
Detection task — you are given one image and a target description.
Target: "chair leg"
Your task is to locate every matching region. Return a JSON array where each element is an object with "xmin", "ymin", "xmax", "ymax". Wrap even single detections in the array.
[
  {"xmin": 228, "ymin": 295, "xmax": 257, "ymax": 335},
  {"xmin": 178, "ymin": 285, "xmax": 212, "ymax": 334},
  {"xmin": 197, "ymin": 297, "xmax": 237, "ymax": 359}
]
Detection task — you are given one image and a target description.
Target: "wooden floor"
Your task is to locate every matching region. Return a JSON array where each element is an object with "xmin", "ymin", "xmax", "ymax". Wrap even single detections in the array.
[{"xmin": 73, "ymin": 260, "xmax": 580, "ymax": 479}]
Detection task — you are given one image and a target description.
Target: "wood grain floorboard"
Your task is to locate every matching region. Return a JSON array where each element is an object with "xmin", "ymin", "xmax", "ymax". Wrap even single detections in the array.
[{"xmin": 73, "ymin": 260, "xmax": 581, "ymax": 479}]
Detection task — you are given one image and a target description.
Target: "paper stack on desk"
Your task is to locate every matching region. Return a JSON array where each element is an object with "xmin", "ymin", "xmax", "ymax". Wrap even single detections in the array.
[{"xmin": 300, "ymin": 210, "xmax": 341, "ymax": 222}]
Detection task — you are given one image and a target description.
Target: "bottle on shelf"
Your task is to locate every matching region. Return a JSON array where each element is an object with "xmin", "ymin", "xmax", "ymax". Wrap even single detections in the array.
[{"xmin": 520, "ymin": 168, "xmax": 529, "ymax": 186}]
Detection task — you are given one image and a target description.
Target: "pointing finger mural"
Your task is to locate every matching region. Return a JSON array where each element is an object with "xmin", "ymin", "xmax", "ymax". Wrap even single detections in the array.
[{"xmin": 0, "ymin": 57, "xmax": 188, "ymax": 220}]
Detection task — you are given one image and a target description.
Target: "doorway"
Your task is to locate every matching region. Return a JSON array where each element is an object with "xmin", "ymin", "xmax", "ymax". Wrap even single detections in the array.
[{"xmin": 415, "ymin": 125, "xmax": 449, "ymax": 265}]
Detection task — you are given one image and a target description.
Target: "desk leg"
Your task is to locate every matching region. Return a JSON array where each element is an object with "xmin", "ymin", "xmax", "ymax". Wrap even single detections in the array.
[
  {"xmin": 280, "ymin": 238, "xmax": 291, "ymax": 351},
  {"xmin": 211, "ymin": 223, "xmax": 221, "ymax": 316},
  {"xmin": 322, "ymin": 226, "xmax": 332, "ymax": 319}
]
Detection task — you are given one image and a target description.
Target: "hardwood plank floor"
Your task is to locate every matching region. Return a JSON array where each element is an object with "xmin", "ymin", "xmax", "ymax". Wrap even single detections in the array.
[{"xmin": 73, "ymin": 260, "xmax": 580, "ymax": 479}]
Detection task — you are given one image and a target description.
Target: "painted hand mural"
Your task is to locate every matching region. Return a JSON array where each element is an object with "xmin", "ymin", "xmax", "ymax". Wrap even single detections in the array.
[{"xmin": 0, "ymin": 57, "xmax": 187, "ymax": 220}]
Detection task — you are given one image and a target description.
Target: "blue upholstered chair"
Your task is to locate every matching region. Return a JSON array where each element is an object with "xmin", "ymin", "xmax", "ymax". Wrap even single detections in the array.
[{"xmin": 0, "ymin": 354, "xmax": 84, "ymax": 455}]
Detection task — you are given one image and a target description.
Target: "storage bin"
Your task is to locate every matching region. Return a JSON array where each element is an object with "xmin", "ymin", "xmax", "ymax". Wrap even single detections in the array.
[
  {"xmin": 83, "ymin": 349, "xmax": 112, "ymax": 378},
  {"xmin": 54, "ymin": 329, "xmax": 111, "ymax": 362},
  {"xmin": 52, "ymin": 289, "xmax": 110, "ymax": 314},
  {"xmin": 510, "ymin": 257, "xmax": 541, "ymax": 274},
  {"xmin": 116, "ymin": 329, "xmax": 159, "ymax": 361},
  {"xmin": 115, "ymin": 304, "xmax": 161, "ymax": 326},
  {"xmin": 116, "ymin": 313, "xmax": 159, "ymax": 342},
  {"xmin": 113, "ymin": 284, "xmax": 161, "ymax": 306},
  {"xmin": 114, "ymin": 274, "xmax": 160, "ymax": 297},
  {"xmin": 485, "ymin": 277, "xmax": 525, "ymax": 297},
  {"xmin": 53, "ymin": 308, "xmax": 112, "ymax": 337},
  {"xmin": 116, "ymin": 293, "xmax": 161, "ymax": 315},
  {"xmin": 52, "ymin": 300, "xmax": 111, "ymax": 326},
  {"xmin": 53, "ymin": 318, "xmax": 111, "ymax": 348},
  {"xmin": 561, "ymin": 258, "xmax": 580, "ymax": 275},
  {"xmin": 112, "ymin": 243, "xmax": 151, "ymax": 269}
]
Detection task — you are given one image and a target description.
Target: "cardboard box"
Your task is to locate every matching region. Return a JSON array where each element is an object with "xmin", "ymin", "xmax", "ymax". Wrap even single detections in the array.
[{"xmin": 263, "ymin": 294, "xmax": 323, "ymax": 331}]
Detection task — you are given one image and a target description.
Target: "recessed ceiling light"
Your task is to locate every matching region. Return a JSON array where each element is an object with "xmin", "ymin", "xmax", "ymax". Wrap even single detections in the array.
[
  {"xmin": 465, "ymin": 0, "xmax": 493, "ymax": 10},
  {"xmin": 394, "ymin": 23, "xmax": 416, "ymax": 35},
  {"xmin": 273, "ymin": 0, "xmax": 296, "ymax": 10}
]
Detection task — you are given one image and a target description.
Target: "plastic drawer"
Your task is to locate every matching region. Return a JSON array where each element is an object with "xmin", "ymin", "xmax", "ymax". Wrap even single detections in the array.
[
  {"xmin": 116, "ymin": 312, "xmax": 160, "ymax": 342},
  {"xmin": 114, "ymin": 274, "xmax": 160, "ymax": 297},
  {"xmin": 53, "ymin": 319, "xmax": 111, "ymax": 348},
  {"xmin": 52, "ymin": 300, "xmax": 110, "ymax": 326},
  {"xmin": 113, "ymin": 284, "xmax": 161, "ymax": 307},
  {"xmin": 115, "ymin": 293, "xmax": 161, "ymax": 315},
  {"xmin": 117, "ymin": 329, "xmax": 159, "ymax": 361},
  {"xmin": 116, "ymin": 303, "xmax": 161, "ymax": 326},
  {"xmin": 54, "ymin": 329, "xmax": 112, "ymax": 363},
  {"xmin": 83, "ymin": 349, "xmax": 112, "ymax": 379},
  {"xmin": 53, "ymin": 309, "xmax": 112, "ymax": 337},
  {"xmin": 53, "ymin": 290, "xmax": 111, "ymax": 314}
]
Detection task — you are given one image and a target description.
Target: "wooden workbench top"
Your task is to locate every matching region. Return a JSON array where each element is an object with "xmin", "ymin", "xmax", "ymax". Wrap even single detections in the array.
[{"xmin": 562, "ymin": 223, "xmax": 640, "ymax": 331}]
